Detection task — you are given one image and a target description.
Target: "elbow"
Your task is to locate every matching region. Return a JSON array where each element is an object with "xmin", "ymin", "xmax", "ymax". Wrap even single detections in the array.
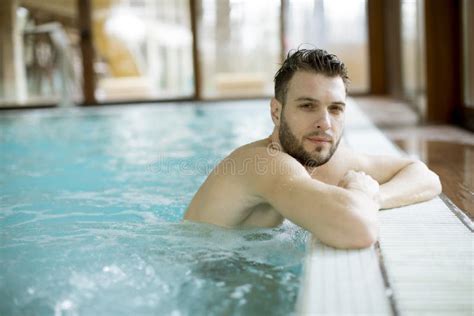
[
  {"xmin": 315, "ymin": 190, "xmax": 380, "ymax": 249},
  {"xmin": 338, "ymin": 212, "xmax": 379, "ymax": 249},
  {"xmin": 346, "ymin": 193, "xmax": 380, "ymax": 249},
  {"xmin": 422, "ymin": 170, "xmax": 442, "ymax": 201},
  {"xmin": 432, "ymin": 173, "xmax": 442, "ymax": 196},
  {"xmin": 421, "ymin": 162, "xmax": 442, "ymax": 197},
  {"xmin": 322, "ymin": 214, "xmax": 380, "ymax": 250},
  {"xmin": 324, "ymin": 225, "xmax": 378, "ymax": 250},
  {"xmin": 351, "ymin": 220, "xmax": 379, "ymax": 249}
]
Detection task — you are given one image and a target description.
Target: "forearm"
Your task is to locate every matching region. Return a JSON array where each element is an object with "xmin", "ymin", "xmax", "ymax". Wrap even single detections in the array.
[
  {"xmin": 379, "ymin": 162, "xmax": 442, "ymax": 209},
  {"xmin": 274, "ymin": 182, "xmax": 379, "ymax": 249},
  {"xmin": 315, "ymin": 171, "xmax": 382, "ymax": 248},
  {"xmin": 316, "ymin": 186, "xmax": 380, "ymax": 249}
]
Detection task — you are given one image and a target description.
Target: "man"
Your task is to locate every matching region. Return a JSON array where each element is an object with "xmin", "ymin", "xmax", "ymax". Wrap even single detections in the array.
[{"xmin": 184, "ymin": 49, "xmax": 441, "ymax": 249}]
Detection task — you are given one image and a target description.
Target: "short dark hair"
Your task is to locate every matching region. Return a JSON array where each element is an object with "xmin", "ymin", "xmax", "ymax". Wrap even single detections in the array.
[{"xmin": 274, "ymin": 48, "xmax": 349, "ymax": 104}]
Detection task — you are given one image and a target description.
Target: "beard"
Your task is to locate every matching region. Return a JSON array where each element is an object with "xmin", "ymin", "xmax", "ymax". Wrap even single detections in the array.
[{"xmin": 279, "ymin": 113, "xmax": 341, "ymax": 168}]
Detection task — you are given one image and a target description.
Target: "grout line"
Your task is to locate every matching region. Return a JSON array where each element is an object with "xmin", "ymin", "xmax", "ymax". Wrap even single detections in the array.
[
  {"xmin": 439, "ymin": 193, "xmax": 474, "ymax": 232},
  {"xmin": 374, "ymin": 241, "xmax": 399, "ymax": 316}
]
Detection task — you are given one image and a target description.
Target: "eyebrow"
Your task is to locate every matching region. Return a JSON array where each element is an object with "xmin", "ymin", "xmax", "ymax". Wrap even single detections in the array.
[{"xmin": 294, "ymin": 97, "xmax": 346, "ymax": 107}]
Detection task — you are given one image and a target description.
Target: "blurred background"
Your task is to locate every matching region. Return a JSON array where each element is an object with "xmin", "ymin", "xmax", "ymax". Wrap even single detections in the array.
[{"xmin": 0, "ymin": 0, "xmax": 472, "ymax": 129}]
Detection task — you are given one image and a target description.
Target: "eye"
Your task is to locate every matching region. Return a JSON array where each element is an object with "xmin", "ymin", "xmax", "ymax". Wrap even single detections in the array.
[
  {"xmin": 329, "ymin": 106, "xmax": 344, "ymax": 114},
  {"xmin": 299, "ymin": 103, "xmax": 314, "ymax": 110}
]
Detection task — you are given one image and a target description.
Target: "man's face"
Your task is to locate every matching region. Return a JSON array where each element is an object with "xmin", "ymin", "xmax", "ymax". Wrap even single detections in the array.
[{"xmin": 273, "ymin": 71, "xmax": 346, "ymax": 167}]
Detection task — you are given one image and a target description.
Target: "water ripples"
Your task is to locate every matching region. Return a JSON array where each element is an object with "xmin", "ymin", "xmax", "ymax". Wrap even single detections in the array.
[{"xmin": 0, "ymin": 102, "xmax": 306, "ymax": 315}]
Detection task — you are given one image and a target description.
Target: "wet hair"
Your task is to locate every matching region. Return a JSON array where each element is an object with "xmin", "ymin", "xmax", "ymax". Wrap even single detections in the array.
[{"xmin": 274, "ymin": 48, "xmax": 350, "ymax": 104}]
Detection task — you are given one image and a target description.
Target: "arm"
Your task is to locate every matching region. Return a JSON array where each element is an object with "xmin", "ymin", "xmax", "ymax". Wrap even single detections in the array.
[
  {"xmin": 356, "ymin": 154, "xmax": 442, "ymax": 209},
  {"xmin": 247, "ymin": 149, "xmax": 380, "ymax": 249},
  {"xmin": 379, "ymin": 161, "xmax": 442, "ymax": 209}
]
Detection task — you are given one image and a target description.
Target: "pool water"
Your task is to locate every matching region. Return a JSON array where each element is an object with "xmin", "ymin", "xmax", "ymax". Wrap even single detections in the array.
[{"xmin": 0, "ymin": 101, "xmax": 308, "ymax": 315}]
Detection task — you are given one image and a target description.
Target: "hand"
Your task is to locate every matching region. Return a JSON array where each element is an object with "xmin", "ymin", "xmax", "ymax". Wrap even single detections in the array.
[{"xmin": 338, "ymin": 170, "xmax": 380, "ymax": 203}]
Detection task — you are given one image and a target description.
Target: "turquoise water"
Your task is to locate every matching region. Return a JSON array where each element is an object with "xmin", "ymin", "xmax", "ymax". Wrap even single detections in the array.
[{"xmin": 0, "ymin": 101, "xmax": 308, "ymax": 315}]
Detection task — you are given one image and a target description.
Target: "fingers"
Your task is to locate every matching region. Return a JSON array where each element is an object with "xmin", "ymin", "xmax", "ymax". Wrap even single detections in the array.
[
  {"xmin": 340, "ymin": 170, "xmax": 371, "ymax": 186},
  {"xmin": 339, "ymin": 170, "xmax": 380, "ymax": 199},
  {"xmin": 338, "ymin": 170, "xmax": 358, "ymax": 186}
]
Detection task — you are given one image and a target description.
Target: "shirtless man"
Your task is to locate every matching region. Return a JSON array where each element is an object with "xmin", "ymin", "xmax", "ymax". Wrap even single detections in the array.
[{"xmin": 184, "ymin": 49, "xmax": 441, "ymax": 249}]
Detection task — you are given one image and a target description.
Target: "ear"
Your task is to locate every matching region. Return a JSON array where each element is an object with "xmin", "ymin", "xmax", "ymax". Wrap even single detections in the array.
[{"xmin": 270, "ymin": 98, "xmax": 282, "ymax": 126}]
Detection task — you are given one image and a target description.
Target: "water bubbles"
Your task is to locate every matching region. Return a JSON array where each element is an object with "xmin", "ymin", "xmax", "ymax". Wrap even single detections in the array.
[
  {"xmin": 1, "ymin": 219, "xmax": 305, "ymax": 315},
  {"xmin": 145, "ymin": 265, "xmax": 155, "ymax": 277},
  {"xmin": 230, "ymin": 284, "xmax": 252, "ymax": 299},
  {"xmin": 1, "ymin": 102, "xmax": 302, "ymax": 315},
  {"xmin": 102, "ymin": 264, "xmax": 126, "ymax": 283},
  {"xmin": 162, "ymin": 283, "xmax": 171, "ymax": 294},
  {"xmin": 140, "ymin": 211, "xmax": 160, "ymax": 224},
  {"xmin": 103, "ymin": 264, "xmax": 123, "ymax": 275},
  {"xmin": 54, "ymin": 299, "xmax": 76, "ymax": 316},
  {"xmin": 69, "ymin": 273, "xmax": 96, "ymax": 290}
]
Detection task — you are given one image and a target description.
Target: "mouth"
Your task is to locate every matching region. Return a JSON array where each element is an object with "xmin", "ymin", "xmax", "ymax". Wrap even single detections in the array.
[{"xmin": 306, "ymin": 136, "xmax": 332, "ymax": 144}]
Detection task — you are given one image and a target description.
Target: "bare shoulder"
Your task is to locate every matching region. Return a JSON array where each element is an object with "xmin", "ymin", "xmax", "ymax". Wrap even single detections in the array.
[
  {"xmin": 225, "ymin": 140, "xmax": 310, "ymax": 179},
  {"xmin": 184, "ymin": 139, "xmax": 308, "ymax": 227}
]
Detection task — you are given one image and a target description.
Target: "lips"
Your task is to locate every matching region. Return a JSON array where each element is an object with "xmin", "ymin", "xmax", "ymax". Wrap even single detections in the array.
[{"xmin": 306, "ymin": 136, "xmax": 332, "ymax": 143}]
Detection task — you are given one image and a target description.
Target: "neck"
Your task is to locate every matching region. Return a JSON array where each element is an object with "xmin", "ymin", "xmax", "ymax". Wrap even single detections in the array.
[
  {"xmin": 269, "ymin": 129, "xmax": 285, "ymax": 155},
  {"xmin": 269, "ymin": 128, "xmax": 280, "ymax": 146}
]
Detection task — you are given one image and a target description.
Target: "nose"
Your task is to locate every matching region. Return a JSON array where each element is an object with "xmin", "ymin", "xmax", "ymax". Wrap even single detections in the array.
[{"xmin": 315, "ymin": 110, "xmax": 331, "ymax": 130}]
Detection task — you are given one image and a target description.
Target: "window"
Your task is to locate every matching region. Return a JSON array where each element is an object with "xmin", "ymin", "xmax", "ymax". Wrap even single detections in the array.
[
  {"xmin": 401, "ymin": 0, "xmax": 426, "ymax": 116},
  {"xmin": 196, "ymin": 0, "xmax": 280, "ymax": 99},
  {"xmin": 91, "ymin": 0, "xmax": 194, "ymax": 101},
  {"xmin": 285, "ymin": 0, "xmax": 369, "ymax": 93}
]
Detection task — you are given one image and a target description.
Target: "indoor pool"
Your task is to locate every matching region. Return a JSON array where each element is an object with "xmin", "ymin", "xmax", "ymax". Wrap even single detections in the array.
[{"xmin": 0, "ymin": 101, "xmax": 308, "ymax": 315}]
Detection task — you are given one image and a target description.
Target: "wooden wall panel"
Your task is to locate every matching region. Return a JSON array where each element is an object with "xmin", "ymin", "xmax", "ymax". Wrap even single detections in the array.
[
  {"xmin": 78, "ymin": 0, "xmax": 96, "ymax": 105},
  {"xmin": 368, "ymin": 0, "xmax": 388, "ymax": 94},
  {"xmin": 424, "ymin": 0, "xmax": 461, "ymax": 123}
]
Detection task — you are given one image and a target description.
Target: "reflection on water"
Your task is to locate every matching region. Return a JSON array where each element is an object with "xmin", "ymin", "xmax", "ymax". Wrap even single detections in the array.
[{"xmin": 0, "ymin": 102, "xmax": 307, "ymax": 315}]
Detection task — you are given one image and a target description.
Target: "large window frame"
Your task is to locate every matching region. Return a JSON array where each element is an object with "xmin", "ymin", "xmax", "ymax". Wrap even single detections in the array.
[
  {"xmin": 1, "ymin": 0, "xmax": 375, "ymax": 108},
  {"xmin": 4, "ymin": 0, "xmax": 472, "ymax": 131},
  {"xmin": 77, "ymin": 0, "xmax": 376, "ymax": 106}
]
